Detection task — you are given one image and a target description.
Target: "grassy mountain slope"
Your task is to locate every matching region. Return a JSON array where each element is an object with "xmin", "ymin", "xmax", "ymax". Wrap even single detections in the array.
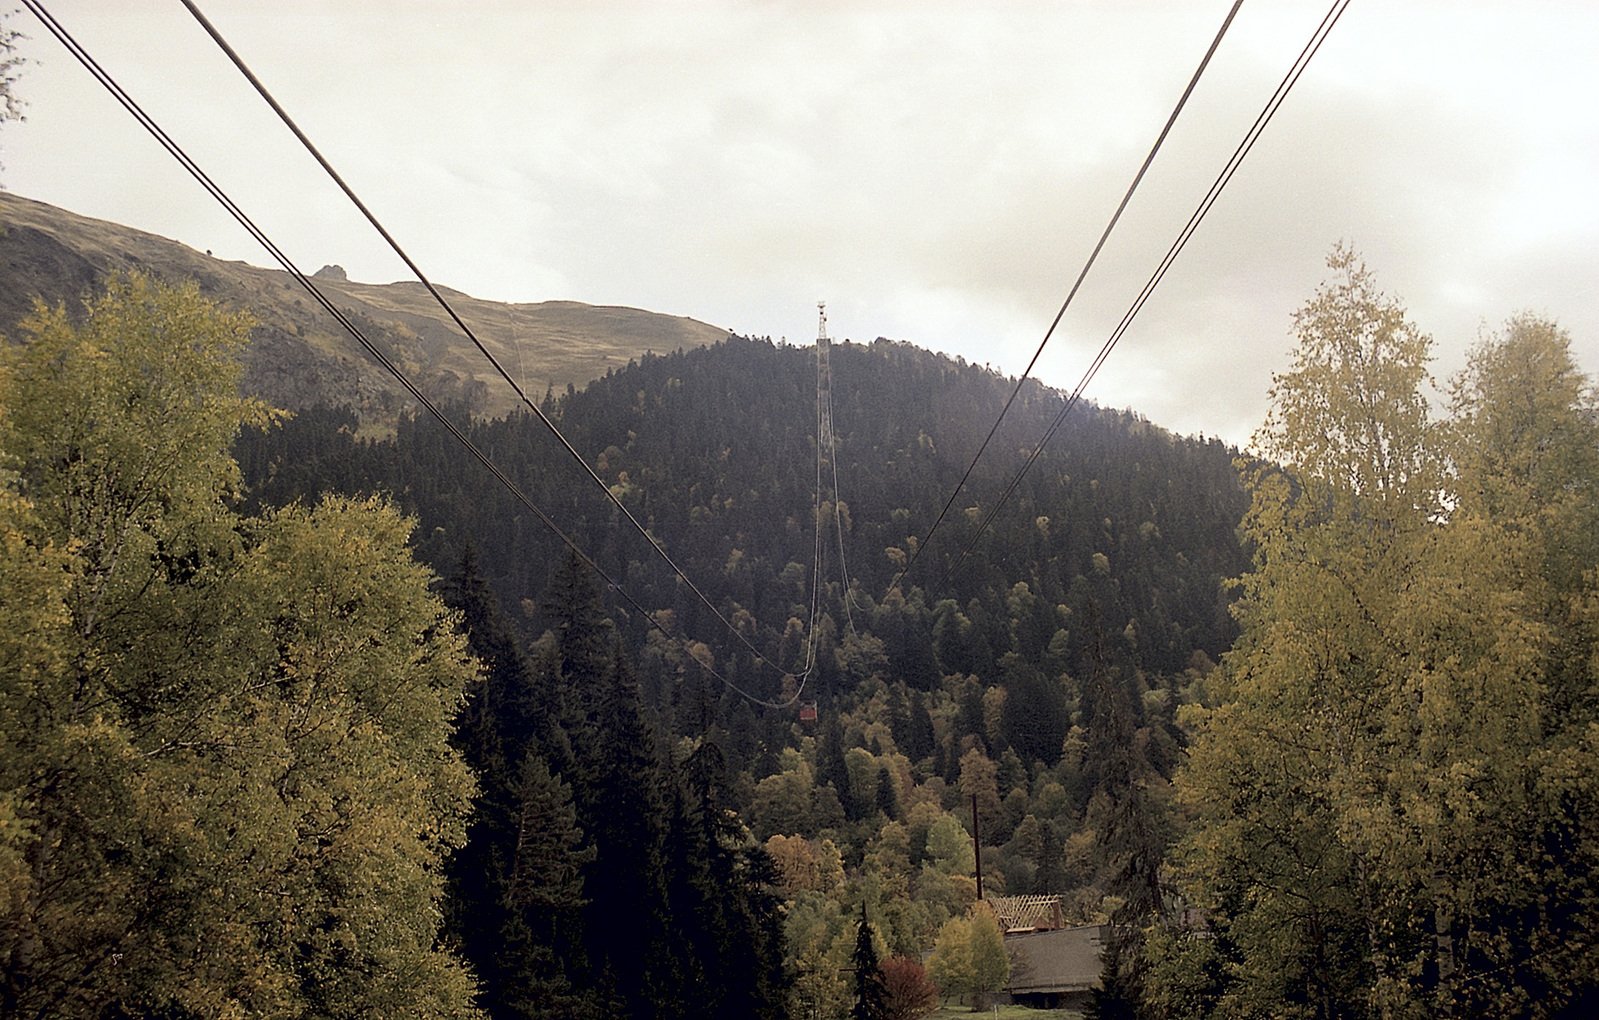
[{"xmin": 0, "ymin": 191, "xmax": 728, "ymax": 422}]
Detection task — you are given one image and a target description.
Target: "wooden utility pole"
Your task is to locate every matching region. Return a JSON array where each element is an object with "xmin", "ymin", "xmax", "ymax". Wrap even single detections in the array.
[{"xmin": 972, "ymin": 791, "xmax": 984, "ymax": 901}]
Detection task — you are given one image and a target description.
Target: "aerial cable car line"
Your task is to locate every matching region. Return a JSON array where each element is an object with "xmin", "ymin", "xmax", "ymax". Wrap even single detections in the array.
[
  {"xmin": 881, "ymin": 0, "xmax": 1245, "ymax": 600},
  {"xmin": 788, "ymin": 329, "xmax": 831, "ymax": 691},
  {"xmin": 816, "ymin": 303, "xmax": 860, "ymax": 638},
  {"xmin": 827, "ymin": 355, "xmax": 861, "ymax": 637},
  {"xmin": 22, "ymin": 0, "xmax": 808, "ymax": 711},
  {"xmin": 931, "ymin": 0, "xmax": 1353, "ymax": 593},
  {"xmin": 773, "ymin": 304, "xmax": 850, "ymax": 707},
  {"xmin": 176, "ymin": 0, "xmax": 807, "ymax": 688},
  {"xmin": 773, "ymin": 306, "xmax": 833, "ymax": 693}
]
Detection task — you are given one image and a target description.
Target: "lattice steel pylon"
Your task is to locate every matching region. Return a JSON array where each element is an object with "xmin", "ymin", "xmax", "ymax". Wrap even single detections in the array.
[
  {"xmin": 812, "ymin": 300, "xmax": 858, "ymax": 637},
  {"xmin": 815, "ymin": 301, "xmax": 832, "ymax": 454}
]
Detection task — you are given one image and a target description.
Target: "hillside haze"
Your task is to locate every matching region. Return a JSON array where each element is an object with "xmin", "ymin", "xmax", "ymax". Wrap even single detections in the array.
[{"xmin": 0, "ymin": 192, "xmax": 728, "ymax": 422}]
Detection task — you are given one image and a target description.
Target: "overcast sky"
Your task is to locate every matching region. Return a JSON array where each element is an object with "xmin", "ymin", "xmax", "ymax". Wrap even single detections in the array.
[{"xmin": 4, "ymin": 1, "xmax": 1596, "ymax": 447}]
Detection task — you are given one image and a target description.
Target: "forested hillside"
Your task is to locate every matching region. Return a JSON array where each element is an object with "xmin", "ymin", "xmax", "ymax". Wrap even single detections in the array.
[
  {"xmin": 236, "ymin": 331, "xmax": 1254, "ymax": 1014},
  {"xmin": 239, "ymin": 333, "xmax": 1247, "ymax": 688},
  {"xmin": 233, "ymin": 253, "xmax": 1599, "ymax": 1017},
  {"xmin": 7, "ymin": 252, "xmax": 1593, "ymax": 1019}
]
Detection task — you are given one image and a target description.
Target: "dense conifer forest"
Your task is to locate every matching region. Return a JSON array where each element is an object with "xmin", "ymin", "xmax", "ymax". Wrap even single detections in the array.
[{"xmin": 237, "ymin": 333, "xmax": 1249, "ymax": 705}]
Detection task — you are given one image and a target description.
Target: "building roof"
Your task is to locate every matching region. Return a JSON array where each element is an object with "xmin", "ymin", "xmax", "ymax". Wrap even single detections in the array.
[
  {"xmin": 988, "ymin": 894, "xmax": 1067, "ymax": 932},
  {"xmin": 1004, "ymin": 924, "xmax": 1107, "ymax": 994}
]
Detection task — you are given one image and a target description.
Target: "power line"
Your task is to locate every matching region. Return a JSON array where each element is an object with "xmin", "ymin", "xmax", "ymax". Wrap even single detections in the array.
[
  {"xmin": 33, "ymin": 0, "xmax": 1348, "ymax": 703},
  {"xmin": 932, "ymin": 0, "xmax": 1353, "ymax": 592},
  {"xmin": 826, "ymin": 367, "xmax": 860, "ymax": 636},
  {"xmin": 758, "ymin": 309, "xmax": 836, "ymax": 693},
  {"xmin": 176, "ymin": 0, "xmax": 806, "ymax": 686},
  {"xmin": 882, "ymin": 0, "xmax": 1244, "ymax": 599},
  {"xmin": 791, "ymin": 322, "xmax": 833, "ymax": 688},
  {"xmin": 21, "ymin": 0, "xmax": 807, "ymax": 710}
]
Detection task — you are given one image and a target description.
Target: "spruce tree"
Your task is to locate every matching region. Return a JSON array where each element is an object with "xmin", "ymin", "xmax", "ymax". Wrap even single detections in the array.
[
  {"xmin": 1085, "ymin": 930, "xmax": 1141, "ymax": 1020},
  {"xmin": 442, "ymin": 548, "xmax": 598, "ymax": 1018},
  {"xmin": 672, "ymin": 740, "xmax": 789, "ymax": 1019},
  {"xmin": 905, "ymin": 689, "xmax": 936, "ymax": 763},
  {"xmin": 496, "ymin": 754, "xmax": 599, "ymax": 1019},
  {"xmin": 571, "ymin": 638, "xmax": 677, "ymax": 1017},
  {"xmin": 850, "ymin": 905, "xmax": 890, "ymax": 1020},
  {"xmin": 816, "ymin": 708, "xmax": 852, "ymax": 807}
]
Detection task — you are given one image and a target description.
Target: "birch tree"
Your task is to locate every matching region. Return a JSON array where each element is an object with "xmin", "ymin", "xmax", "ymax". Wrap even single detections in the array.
[
  {"xmin": 0, "ymin": 275, "xmax": 481, "ymax": 1017},
  {"xmin": 1167, "ymin": 252, "xmax": 1599, "ymax": 1017}
]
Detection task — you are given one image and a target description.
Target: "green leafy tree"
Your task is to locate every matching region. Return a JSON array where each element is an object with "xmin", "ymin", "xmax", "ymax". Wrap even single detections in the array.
[
  {"xmin": 958, "ymin": 746, "xmax": 1001, "ymax": 839},
  {"xmin": 0, "ymin": 274, "xmax": 480, "ymax": 1017},
  {"xmin": 925, "ymin": 812, "xmax": 975, "ymax": 877},
  {"xmin": 786, "ymin": 893, "xmax": 852, "ymax": 1020},
  {"xmin": 1171, "ymin": 250, "xmax": 1439, "ymax": 1017},
  {"xmin": 1430, "ymin": 314, "xmax": 1599, "ymax": 1014},
  {"xmin": 749, "ymin": 754, "xmax": 819, "ymax": 839},
  {"xmin": 1169, "ymin": 253, "xmax": 1599, "ymax": 1017},
  {"xmin": 926, "ymin": 913, "xmax": 976, "ymax": 1009},
  {"xmin": 927, "ymin": 903, "xmax": 1009, "ymax": 1011}
]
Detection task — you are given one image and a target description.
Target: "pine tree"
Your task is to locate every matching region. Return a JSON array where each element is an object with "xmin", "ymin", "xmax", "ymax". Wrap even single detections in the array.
[
  {"xmin": 568, "ymin": 629, "xmax": 678, "ymax": 1017},
  {"xmin": 671, "ymin": 740, "xmax": 789, "ymax": 1019},
  {"xmin": 851, "ymin": 905, "xmax": 890, "ymax": 1020},
  {"xmin": 497, "ymin": 754, "xmax": 598, "ymax": 1019}
]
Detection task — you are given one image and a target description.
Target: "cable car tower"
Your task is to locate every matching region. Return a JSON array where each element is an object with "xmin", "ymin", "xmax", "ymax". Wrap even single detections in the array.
[
  {"xmin": 798, "ymin": 301, "xmax": 835, "ymax": 725},
  {"xmin": 816, "ymin": 302, "xmax": 833, "ymax": 467},
  {"xmin": 816, "ymin": 301, "xmax": 858, "ymax": 623}
]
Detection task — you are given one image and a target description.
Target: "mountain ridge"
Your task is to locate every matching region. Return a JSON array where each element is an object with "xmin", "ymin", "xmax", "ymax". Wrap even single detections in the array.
[{"xmin": 0, "ymin": 191, "xmax": 729, "ymax": 423}]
